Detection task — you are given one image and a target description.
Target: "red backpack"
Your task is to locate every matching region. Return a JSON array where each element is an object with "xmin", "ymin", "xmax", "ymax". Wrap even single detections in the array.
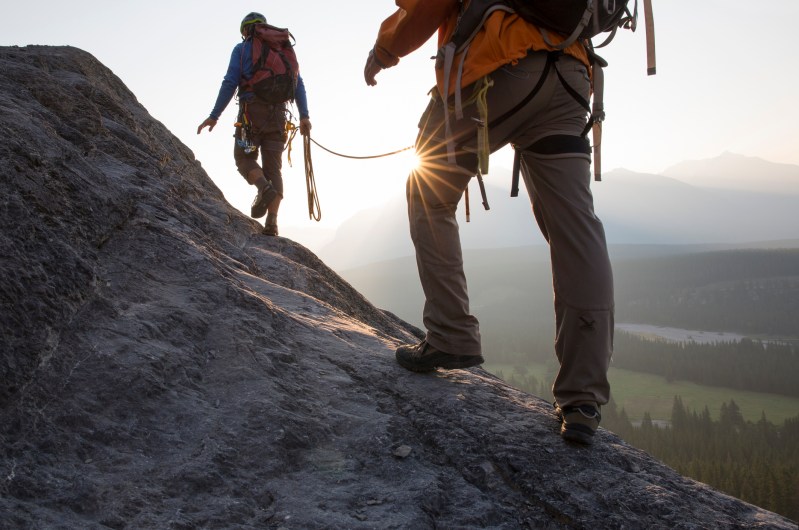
[{"xmin": 241, "ymin": 25, "xmax": 299, "ymax": 104}]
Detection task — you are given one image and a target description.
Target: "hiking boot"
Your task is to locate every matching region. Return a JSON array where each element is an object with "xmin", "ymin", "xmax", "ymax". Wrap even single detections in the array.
[
  {"xmin": 262, "ymin": 223, "xmax": 278, "ymax": 236},
  {"xmin": 251, "ymin": 182, "xmax": 277, "ymax": 219},
  {"xmin": 395, "ymin": 340, "xmax": 484, "ymax": 373},
  {"xmin": 557, "ymin": 403, "xmax": 601, "ymax": 445}
]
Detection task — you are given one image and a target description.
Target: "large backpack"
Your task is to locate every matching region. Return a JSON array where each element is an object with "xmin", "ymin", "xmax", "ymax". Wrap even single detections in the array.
[
  {"xmin": 241, "ymin": 25, "xmax": 299, "ymax": 105},
  {"xmin": 437, "ymin": 0, "xmax": 655, "ymax": 196},
  {"xmin": 446, "ymin": 0, "xmax": 651, "ymax": 61}
]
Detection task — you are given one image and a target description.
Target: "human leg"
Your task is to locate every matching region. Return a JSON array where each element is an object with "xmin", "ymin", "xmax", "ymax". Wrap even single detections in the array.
[
  {"xmin": 406, "ymin": 150, "xmax": 483, "ymax": 357},
  {"xmin": 491, "ymin": 52, "xmax": 613, "ymax": 443},
  {"xmin": 254, "ymin": 105, "xmax": 286, "ymax": 235},
  {"xmin": 521, "ymin": 152, "xmax": 614, "ymax": 405},
  {"xmin": 236, "ymin": 101, "xmax": 286, "ymax": 226},
  {"xmin": 258, "ymin": 141, "xmax": 284, "ymax": 235},
  {"xmin": 510, "ymin": 53, "xmax": 614, "ymax": 411},
  {"xmin": 396, "ymin": 95, "xmax": 485, "ymax": 367},
  {"xmin": 234, "ymin": 135, "xmax": 276, "ymax": 219},
  {"xmin": 396, "ymin": 51, "xmax": 561, "ymax": 369},
  {"xmin": 520, "ymin": 147, "xmax": 612, "ymax": 444}
]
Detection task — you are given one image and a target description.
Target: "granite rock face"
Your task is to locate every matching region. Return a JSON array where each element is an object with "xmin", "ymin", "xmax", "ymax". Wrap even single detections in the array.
[{"xmin": 0, "ymin": 46, "xmax": 794, "ymax": 529}]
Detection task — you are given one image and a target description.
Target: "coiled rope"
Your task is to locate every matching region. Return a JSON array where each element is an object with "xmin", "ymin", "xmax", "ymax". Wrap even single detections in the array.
[{"xmin": 303, "ymin": 135, "xmax": 322, "ymax": 221}]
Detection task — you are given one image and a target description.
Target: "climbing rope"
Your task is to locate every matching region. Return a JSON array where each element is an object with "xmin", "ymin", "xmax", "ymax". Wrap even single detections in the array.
[
  {"xmin": 285, "ymin": 121, "xmax": 414, "ymax": 222},
  {"xmin": 307, "ymin": 138, "xmax": 413, "ymax": 160},
  {"xmin": 285, "ymin": 120, "xmax": 321, "ymax": 221},
  {"xmin": 303, "ymin": 134, "xmax": 322, "ymax": 221}
]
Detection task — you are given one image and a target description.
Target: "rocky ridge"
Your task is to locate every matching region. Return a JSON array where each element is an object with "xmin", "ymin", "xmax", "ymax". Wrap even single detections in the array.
[{"xmin": 0, "ymin": 46, "xmax": 794, "ymax": 529}]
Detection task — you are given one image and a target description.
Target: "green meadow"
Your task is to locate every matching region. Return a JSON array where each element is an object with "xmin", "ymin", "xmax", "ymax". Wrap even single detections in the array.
[{"xmin": 485, "ymin": 362, "xmax": 799, "ymax": 425}]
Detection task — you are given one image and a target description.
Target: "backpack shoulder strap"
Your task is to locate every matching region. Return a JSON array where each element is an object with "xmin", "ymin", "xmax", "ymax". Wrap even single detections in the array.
[{"xmin": 448, "ymin": 0, "xmax": 515, "ymax": 54}]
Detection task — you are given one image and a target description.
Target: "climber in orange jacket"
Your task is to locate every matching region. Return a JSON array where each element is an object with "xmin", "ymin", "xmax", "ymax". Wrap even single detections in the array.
[{"xmin": 365, "ymin": 0, "xmax": 614, "ymax": 445}]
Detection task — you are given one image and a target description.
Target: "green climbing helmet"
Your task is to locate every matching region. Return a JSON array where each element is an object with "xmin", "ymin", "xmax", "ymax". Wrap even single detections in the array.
[{"xmin": 240, "ymin": 12, "xmax": 266, "ymax": 35}]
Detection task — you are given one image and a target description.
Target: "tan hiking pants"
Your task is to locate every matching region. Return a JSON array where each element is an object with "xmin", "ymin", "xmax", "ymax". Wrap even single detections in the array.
[{"xmin": 409, "ymin": 50, "xmax": 613, "ymax": 407}]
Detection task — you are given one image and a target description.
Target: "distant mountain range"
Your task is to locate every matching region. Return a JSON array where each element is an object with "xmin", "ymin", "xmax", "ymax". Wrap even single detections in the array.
[
  {"xmin": 663, "ymin": 151, "xmax": 799, "ymax": 195},
  {"xmin": 319, "ymin": 153, "xmax": 799, "ymax": 269}
]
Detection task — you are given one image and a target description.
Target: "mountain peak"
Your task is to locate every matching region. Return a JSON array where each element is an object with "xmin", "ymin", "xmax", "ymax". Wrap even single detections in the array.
[
  {"xmin": 663, "ymin": 152, "xmax": 799, "ymax": 194},
  {"xmin": 1, "ymin": 45, "xmax": 793, "ymax": 528}
]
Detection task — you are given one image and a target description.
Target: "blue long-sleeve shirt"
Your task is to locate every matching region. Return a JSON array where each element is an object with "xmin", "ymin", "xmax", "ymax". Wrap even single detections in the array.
[{"xmin": 209, "ymin": 40, "xmax": 310, "ymax": 121}]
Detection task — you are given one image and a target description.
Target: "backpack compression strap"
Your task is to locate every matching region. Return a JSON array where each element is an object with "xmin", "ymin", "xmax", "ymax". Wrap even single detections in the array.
[{"xmin": 644, "ymin": 0, "xmax": 656, "ymax": 75}]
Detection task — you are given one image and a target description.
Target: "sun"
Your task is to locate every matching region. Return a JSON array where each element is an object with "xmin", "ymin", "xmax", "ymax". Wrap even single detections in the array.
[{"xmin": 402, "ymin": 148, "xmax": 421, "ymax": 171}]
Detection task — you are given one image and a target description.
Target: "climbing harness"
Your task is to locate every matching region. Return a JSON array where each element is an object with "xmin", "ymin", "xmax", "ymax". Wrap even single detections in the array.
[
  {"xmin": 234, "ymin": 106, "xmax": 257, "ymax": 154},
  {"xmin": 435, "ymin": 0, "xmax": 656, "ymax": 212}
]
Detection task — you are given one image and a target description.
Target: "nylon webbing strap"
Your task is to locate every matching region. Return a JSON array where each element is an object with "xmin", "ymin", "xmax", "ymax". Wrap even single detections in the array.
[
  {"xmin": 476, "ymin": 172, "xmax": 490, "ymax": 210},
  {"xmin": 489, "ymin": 52, "xmax": 555, "ymax": 129},
  {"xmin": 473, "ymin": 76, "xmax": 493, "ymax": 176},
  {"xmin": 511, "ymin": 148, "xmax": 521, "ymax": 197},
  {"xmin": 540, "ymin": 0, "xmax": 594, "ymax": 50},
  {"xmin": 454, "ymin": 46, "xmax": 468, "ymax": 120},
  {"xmin": 464, "ymin": 186, "xmax": 470, "ymax": 222},
  {"xmin": 590, "ymin": 62, "xmax": 605, "ymax": 180},
  {"xmin": 592, "ymin": 122, "xmax": 603, "ymax": 181},
  {"xmin": 555, "ymin": 65, "xmax": 591, "ymax": 114},
  {"xmin": 644, "ymin": 0, "xmax": 656, "ymax": 75},
  {"xmin": 441, "ymin": 43, "xmax": 457, "ymax": 164}
]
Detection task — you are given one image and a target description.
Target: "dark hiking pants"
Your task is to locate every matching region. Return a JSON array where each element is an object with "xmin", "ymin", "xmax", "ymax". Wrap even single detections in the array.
[
  {"xmin": 234, "ymin": 100, "xmax": 288, "ymax": 196},
  {"xmin": 409, "ymin": 49, "xmax": 614, "ymax": 407}
]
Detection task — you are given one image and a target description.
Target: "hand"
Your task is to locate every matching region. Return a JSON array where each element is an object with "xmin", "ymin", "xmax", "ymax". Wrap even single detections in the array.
[
  {"xmin": 364, "ymin": 49, "xmax": 382, "ymax": 86},
  {"xmin": 197, "ymin": 117, "xmax": 217, "ymax": 134},
  {"xmin": 299, "ymin": 118, "xmax": 312, "ymax": 137}
]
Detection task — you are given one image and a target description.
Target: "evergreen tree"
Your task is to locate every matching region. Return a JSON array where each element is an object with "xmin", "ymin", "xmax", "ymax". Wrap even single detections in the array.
[{"xmin": 611, "ymin": 398, "xmax": 799, "ymax": 522}]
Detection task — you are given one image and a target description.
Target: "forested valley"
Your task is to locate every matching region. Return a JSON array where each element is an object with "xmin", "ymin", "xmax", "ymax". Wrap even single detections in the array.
[
  {"xmin": 612, "ymin": 332, "xmax": 799, "ymax": 397},
  {"xmin": 614, "ymin": 248, "xmax": 799, "ymax": 335},
  {"xmin": 476, "ymin": 248, "xmax": 799, "ymax": 364},
  {"xmin": 605, "ymin": 398, "xmax": 799, "ymax": 521}
]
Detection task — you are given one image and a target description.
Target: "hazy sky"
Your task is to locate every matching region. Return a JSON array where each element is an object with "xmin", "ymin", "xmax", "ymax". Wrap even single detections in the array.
[{"xmin": 3, "ymin": 1, "xmax": 798, "ymax": 241}]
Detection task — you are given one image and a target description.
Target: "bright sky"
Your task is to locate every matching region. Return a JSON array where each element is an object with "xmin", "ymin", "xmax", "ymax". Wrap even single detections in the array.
[{"xmin": 3, "ymin": 1, "xmax": 798, "ymax": 243}]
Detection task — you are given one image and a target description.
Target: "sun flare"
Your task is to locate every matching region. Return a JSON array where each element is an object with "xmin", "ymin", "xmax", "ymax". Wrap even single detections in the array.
[{"xmin": 400, "ymin": 148, "xmax": 421, "ymax": 172}]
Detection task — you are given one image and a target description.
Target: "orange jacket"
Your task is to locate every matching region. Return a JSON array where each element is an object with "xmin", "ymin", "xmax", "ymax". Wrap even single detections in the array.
[{"xmin": 373, "ymin": 0, "xmax": 590, "ymax": 97}]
